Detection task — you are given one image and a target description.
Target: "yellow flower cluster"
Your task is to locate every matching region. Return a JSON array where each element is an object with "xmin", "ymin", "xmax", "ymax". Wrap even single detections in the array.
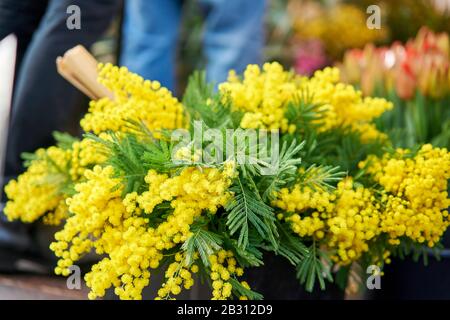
[
  {"xmin": 69, "ymin": 136, "xmax": 108, "ymax": 180},
  {"xmin": 219, "ymin": 62, "xmax": 297, "ymax": 132},
  {"xmin": 219, "ymin": 63, "xmax": 392, "ymax": 142},
  {"xmin": 86, "ymin": 215, "xmax": 153, "ymax": 300},
  {"xmin": 50, "ymin": 166, "xmax": 123, "ymax": 275},
  {"xmin": 362, "ymin": 144, "xmax": 450, "ymax": 247},
  {"xmin": 277, "ymin": 149, "xmax": 450, "ymax": 265},
  {"xmin": 273, "ymin": 186, "xmax": 335, "ymax": 238},
  {"xmin": 173, "ymin": 146, "xmax": 203, "ymax": 163},
  {"xmin": 299, "ymin": 67, "xmax": 393, "ymax": 141},
  {"xmin": 5, "ymin": 58, "xmax": 185, "ymax": 224},
  {"xmin": 4, "ymin": 146, "xmax": 71, "ymax": 225},
  {"xmin": 274, "ymin": 179, "xmax": 380, "ymax": 264},
  {"xmin": 327, "ymin": 179, "xmax": 381, "ymax": 264},
  {"xmin": 156, "ymin": 253, "xmax": 197, "ymax": 299},
  {"xmin": 80, "ymin": 64, "xmax": 185, "ymax": 135},
  {"xmin": 4, "ymin": 135, "xmax": 108, "ymax": 225},
  {"xmin": 5, "ymin": 63, "xmax": 186, "ymax": 226},
  {"xmin": 275, "ymin": 144, "xmax": 450, "ymax": 266},
  {"xmin": 137, "ymin": 162, "xmax": 235, "ymax": 218},
  {"xmin": 50, "ymin": 162, "xmax": 235, "ymax": 300},
  {"xmin": 209, "ymin": 250, "xmax": 246, "ymax": 300}
]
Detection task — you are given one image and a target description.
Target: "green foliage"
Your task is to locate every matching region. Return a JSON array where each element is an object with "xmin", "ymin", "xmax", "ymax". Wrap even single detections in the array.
[
  {"xmin": 87, "ymin": 133, "xmax": 148, "ymax": 195},
  {"xmin": 274, "ymin": 221, "xmax": 309, "ymax": 266},
  {"xmin": 335, "ymin": 265, "xmax": 351, "ymax": 291},
  {"xmin": 376, "ymin": 91, "xmax": 450, "ymax": 149},
  {"xmin": 20, "ymin": 152, "xmax": 39, "ymax": 168},
  {"xmin": 298, "ymin": 164, "xmax": 346, "ymax": 191},
  {"xmin": 220, "ymin": 223, "xmax": 265, "ymax": 268},
  {"xmin": 229, "ymin": 278, "xmax": 264, "ymax": 300},
  {"xmin": 258, "ymin": 140, "xmax": 304, "ymax": 202},
  {"xmin": 225, "ymin": 174, "xmax": 278, "ymax": 250},
  {"xmin": 391, "ymin": 238, "xmax": 443, "ymax": 266},
  {"xmin": 183, "ymin": 71, "xmax": 239, "ymax": 129},
  {"xmin": 297, "ymin": 128, "xmax": 385, "ymax": 175},
  {"xmin": 75, "ymin": 65, "xmax": 401, "ymax": 298},
  {"xmin": 231, "ymin": 241, "xmax": 265, "ymax": 268},
  {"xmin": 122, "ymin": 119, "xmax": 170, "ymax": 141},
  {"xmin": 87, "ymin": 127, "xmax": 186, "ymax": 195},
  {"xmin": 141, "ymin": 139, "xmax": 177, "ymax": 173},
  {"xmin": 145, "ymin": 202, "xmax": 173, "ymax": 228},
  {"xmin": 21, "ymin": 131, "xmax": 79, "ymax": 167},
  {"xmin": 283, "ymin": 92, "xmax": 385, "ymax": 177},
  {"xmin": 182, "ymin": 224, "xmax": 223, "ymax": 268},
  {"xmin": 53, "ymin": 131, "xmax": 79, "ymax": 150},
  {"xmin": 284, "ymin": 92, "xmax": 325, "ymax": 134},
  {"xmin": 19, "ymin": 132, "xmax": 79, "ymax": 197},
  {"xmin": 296, "ymin": 242, "xmax": 333, "ymax": 292}
]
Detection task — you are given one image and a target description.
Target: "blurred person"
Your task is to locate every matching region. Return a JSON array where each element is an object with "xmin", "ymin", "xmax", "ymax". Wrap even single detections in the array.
[
  {"xmin": 120, "ymin": 0, "xmax": 267, "ymax": 92},
  {"xmin": 0, "ymin": 0, "xmax": 121, "ymax": 271}
]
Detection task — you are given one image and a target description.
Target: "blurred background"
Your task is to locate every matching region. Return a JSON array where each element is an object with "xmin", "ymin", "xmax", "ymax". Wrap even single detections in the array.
[{"xmin": 89, "ymin": 0, "xmax": 450, "ymax": 93}]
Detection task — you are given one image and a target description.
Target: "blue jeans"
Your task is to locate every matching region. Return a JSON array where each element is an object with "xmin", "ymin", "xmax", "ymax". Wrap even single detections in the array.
[{"xmin": 120, "ymin": 0, "xmax": 266, "ymax": 92}]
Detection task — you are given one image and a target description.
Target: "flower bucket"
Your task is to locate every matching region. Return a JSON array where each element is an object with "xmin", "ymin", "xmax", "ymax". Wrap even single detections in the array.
[
  {"xmin": 369, "ymin": 231, "xmax": 450, "ymax": 300},
  {"xmin": 243, "ymin": 253, "xmax": 345, "ymax": 300}
]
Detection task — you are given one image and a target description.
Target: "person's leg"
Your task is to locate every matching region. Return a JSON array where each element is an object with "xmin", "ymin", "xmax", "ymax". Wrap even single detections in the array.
[
  {"xmin": 1, "ymin": 0, "xmax": 121, "ymax": 265},
  {"xmin": 0, "ymin": 0, "xmax": 49, "ymax": 84},
  {"xmin": 201, "ymin": 0, "xmax": 267, "ymax": 85},
  {"xmin": 4, "ymin": 0, "xmax": 121, "ymax": 183},
  {"xmin": 0, "ymin": 0, "xmax": 49, "ymax": 259},
  {"xmin": 120, "ymin": 0, "xmax": 183, "ymax": 92}
]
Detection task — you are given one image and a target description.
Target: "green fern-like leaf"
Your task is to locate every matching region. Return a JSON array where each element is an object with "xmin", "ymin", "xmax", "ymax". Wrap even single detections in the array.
[
  {"xmin": 298, "ymin": 164, "xmax": 345, "ymax": 191},
  {"xmin": 296, "ymin": 243, "xmax": 333, "ymax": 292},
  {"xmin": 86, "ymin": 132, "xmax": 148, "ymax": 194},
  {"xmin": 183, "ymin": 71, "xmax": 236, "ymax": 129},
  {"xmin": 222, "ymin": 233, "xmax": 264, "ymax": 268},
  {"xmin": 229, "ymin": 278, "xmax": 263, "ymax": 300},
  {"xmin": 53, "ymin": 131, "xmax": 79, "ymax": 150},
  {"xmin": 141, "ymin": 139, "xmax": 177, "ymax": 173},
  {"xmin": 225, "ymin": 176, "xmax": 277, "ymax": 250},
  {"xmin": 284, "ymin": 92, "xmax": 325, "ymax": 134},
  {"xmin": 233, "ymin": 243, "xmax": 264, "ymax": 268},
  {"xmin": 274, "ymin": 221, "xmax": 308, "ymax": 266},
  {"xmin": 182, "ymin": 225, "xmax": 223, "ymax": 267},
  {"xmin": 259, "ymin": 139, "xmax": 304, "ymax": 202}
]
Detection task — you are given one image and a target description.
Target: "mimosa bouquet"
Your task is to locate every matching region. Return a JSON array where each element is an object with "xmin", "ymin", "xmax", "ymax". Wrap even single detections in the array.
[
  {"xmin": 4, "ymin": 47, "xmax": 450, "ymax": 300},
  {"xmin": 338, "ymin": 27, "xmax": 450, "ymax": 148}
]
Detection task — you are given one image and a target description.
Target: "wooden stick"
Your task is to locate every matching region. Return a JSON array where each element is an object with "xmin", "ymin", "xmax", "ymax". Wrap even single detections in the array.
[
  {"xmin": 56, "ymin": 45, "xmax": 114, "ymax": 100},
  {"xmin": 56, "ymin": 57, "xmax": 99, "ymax": 100}
]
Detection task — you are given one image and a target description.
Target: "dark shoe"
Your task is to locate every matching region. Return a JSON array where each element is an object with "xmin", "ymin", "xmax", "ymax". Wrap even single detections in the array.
[
  {"xmin": 0, "ymin": 202, "xmax": 51, "ymax": 274},
  {"xmin": 0, "ymin": 203, "xmax": 30, "ymax": 251}
]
